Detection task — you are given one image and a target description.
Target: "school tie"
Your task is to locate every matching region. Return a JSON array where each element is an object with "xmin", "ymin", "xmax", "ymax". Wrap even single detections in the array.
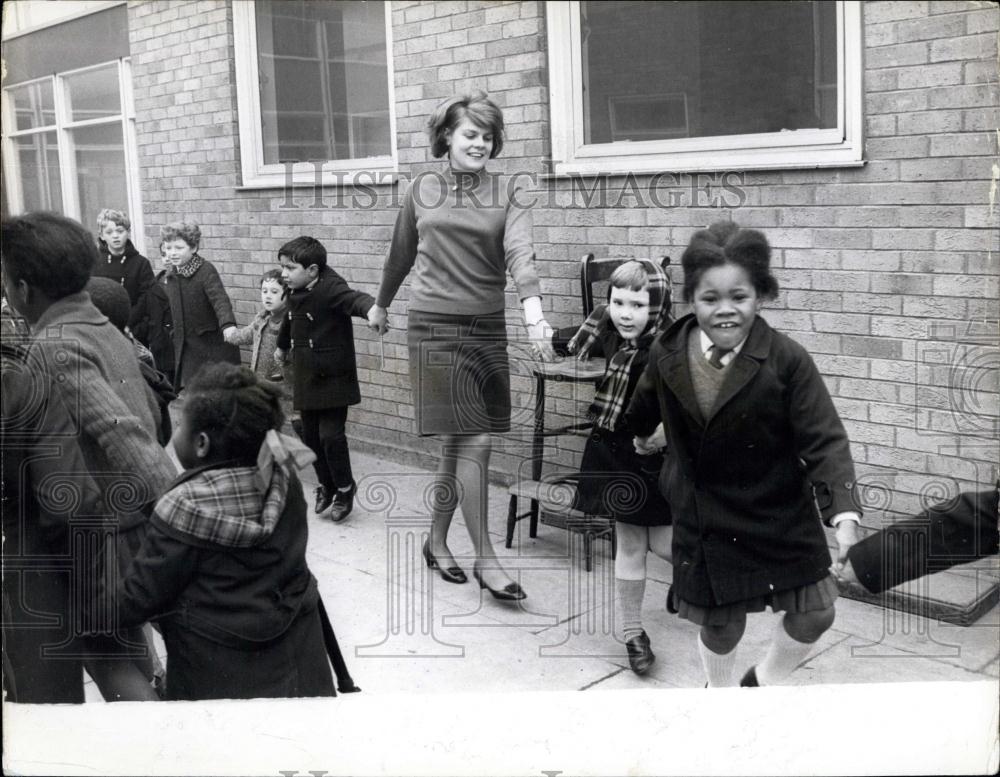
[{"xmin": 707, "ymin": 345, "xmax": 731, "ymax": 369}]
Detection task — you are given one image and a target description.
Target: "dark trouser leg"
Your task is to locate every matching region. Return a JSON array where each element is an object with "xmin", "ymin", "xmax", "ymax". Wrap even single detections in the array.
[
  {"xmin": 317, "ymin": 406, "xmax": 353, "ymax": 489},
  {"xmin": 300, "ymin": 409, "xmax": 334, "ymax": 491}
]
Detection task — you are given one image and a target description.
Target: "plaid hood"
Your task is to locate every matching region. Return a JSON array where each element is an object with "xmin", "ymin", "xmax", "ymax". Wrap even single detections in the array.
[{"xmin": 155, "ymin": 461, "xmax": 292, "ymax": 548}]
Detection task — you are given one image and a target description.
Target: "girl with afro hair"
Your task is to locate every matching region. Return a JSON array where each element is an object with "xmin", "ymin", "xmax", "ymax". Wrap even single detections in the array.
[
  {"xmin": 113, "ymin": 363, "xmax": 335, "ymax": 700},
  {"xmin": 626, "ymin": 221, "xmax": 862, "ymax": 688}
]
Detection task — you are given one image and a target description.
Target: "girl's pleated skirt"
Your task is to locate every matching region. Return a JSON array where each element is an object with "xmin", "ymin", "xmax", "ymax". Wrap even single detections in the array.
[
  {"xmin": 676, "ymin": 574, "xmax": 839, "ymax": 627},
  {"xmin": 407, "ymin": 309, "xmax": 511, "ymax": 436}
]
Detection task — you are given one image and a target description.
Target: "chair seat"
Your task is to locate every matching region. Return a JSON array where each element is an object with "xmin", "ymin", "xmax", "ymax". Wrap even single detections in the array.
[
  {"xmin": 506, "ymin": 477, "xmax": 615, "ymax": 571},
  {"xmin": 507, "ymin": 478, "xmax": 582, "ymax": 515}
]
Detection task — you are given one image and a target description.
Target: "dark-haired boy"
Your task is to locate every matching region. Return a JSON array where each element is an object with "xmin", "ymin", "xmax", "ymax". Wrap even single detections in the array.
[{"xmin": 276, "ymin": 236, "xmax": 375, "ymax": 521}]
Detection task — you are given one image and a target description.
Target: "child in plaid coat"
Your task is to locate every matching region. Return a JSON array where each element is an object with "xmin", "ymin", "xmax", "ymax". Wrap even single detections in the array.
[{"xmin": 553, "ymin": 260, "xmax": 673, "ymax": 675}]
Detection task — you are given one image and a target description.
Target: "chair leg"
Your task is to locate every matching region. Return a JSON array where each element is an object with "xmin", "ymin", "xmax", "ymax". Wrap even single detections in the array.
[
  {"xmin": 529, "ymin": 499, "xmax": 539, "ymax": 539},
  {"xmin": 584, "ymin": 531, "xmax": 593, "ymax": 573},
  {"xmin": 505, "ymin": 495, "xmax": 517, "ymax": 549},
  {"xmin": 610, "ymin": 519, "xmax": 617, "ymax": 560}
]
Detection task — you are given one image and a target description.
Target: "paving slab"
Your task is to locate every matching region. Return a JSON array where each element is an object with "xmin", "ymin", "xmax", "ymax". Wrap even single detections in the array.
[{"xmin": 79, "ymin": 449, "xmax": 1000, "ymax": 703}]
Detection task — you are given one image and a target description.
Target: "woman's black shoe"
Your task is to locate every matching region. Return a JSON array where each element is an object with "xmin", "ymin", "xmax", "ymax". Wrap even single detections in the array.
[
  {"xmin": 422, "ymin": 541, "xmax": 467, "ymax": 584},
  {"xmin": 472, "ymin": 563, "xmax": 526, "ymax": 601},
  {"xmin": 625, "ymin": 630, "xmax": 655, "ymax": 675}
]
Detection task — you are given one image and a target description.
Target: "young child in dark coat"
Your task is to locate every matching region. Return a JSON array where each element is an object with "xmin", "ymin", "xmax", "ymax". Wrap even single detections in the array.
[
  {"xmin": 115, "ymin": 364, "xmax": 335, "ymax": 701},
  {"xmin": 627, "ymin": 221, "xmax": 862, "ymax": 688},
  {"xmin": 92, "ymin": 208, "xmax": 154, "ymax": 332},
  {"xmin": 553, "ymin": 260, "xmax": 673, "ymax": 675},
  {"xmin": 131, "ymin": 241, "xmax": 177, "ymax": 386},
  {"xmin": 275, "ymin": 236, "xmax": 375, "ymax": 522},
  {"xmin": 160, "ymin": 221, "xmax": 240, "ymax": 388}
]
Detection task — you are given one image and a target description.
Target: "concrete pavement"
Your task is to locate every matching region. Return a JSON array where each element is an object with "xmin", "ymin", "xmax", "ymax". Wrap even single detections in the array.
[{"xmin": 86, "ymin": 449, "xmax": 998, "ymax": 701}]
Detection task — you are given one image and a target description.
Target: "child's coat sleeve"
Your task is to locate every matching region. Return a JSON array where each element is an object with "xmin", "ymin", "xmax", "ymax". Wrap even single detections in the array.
[
  {"xmin": 624, "ymin": 345, "xmax": 662, "ymax": 438},
  {"xmin": 324, "ymin": 269, "xmax": 375, "ymax": 318},
  {"xmin": 116, "ymin": 518, "xmax": 200, "ymax": 627},
  {"xmin": 785, "ymin": 345, "xmax": 858, "ymax": 521},
  {"xmin": 201, "ymin": 262, "xmax": 237, "ymax": 329}
]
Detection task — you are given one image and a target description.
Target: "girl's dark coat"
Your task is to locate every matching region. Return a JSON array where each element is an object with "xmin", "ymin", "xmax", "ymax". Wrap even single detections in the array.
[
  {"xmin": 626, "ymin": 314, "xmax": 858, "ymax": 607},
  {"xmin": 131, "ymin": 270, "xmax": 176, "ymax": 381},
  {"xmin": 553, "ymin": 325, "xmax": 670, "ymax": 526},
  {"xmin": 116, "ymin": 464, "xmax": 332, "ymax": 699},
  {"xmin": 161, "ymin": 259, "xmax": 240, "ymax": 387},
  {"xmin": 276, "ymin": 266, "xmax": 374, "ymax": 410}
]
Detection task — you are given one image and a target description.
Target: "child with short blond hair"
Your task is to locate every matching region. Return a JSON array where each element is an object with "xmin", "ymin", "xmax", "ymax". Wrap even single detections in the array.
[{"xmin": 93, "ymin": 208, "xmax": 154, "ymax": 330}]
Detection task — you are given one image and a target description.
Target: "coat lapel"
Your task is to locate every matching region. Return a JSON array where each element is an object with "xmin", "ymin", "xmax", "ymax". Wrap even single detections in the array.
[
  {"xmin": 657, "ymin": 317, "xmax": 705, "ymax": 427},
  {"xmin": 705, "ymin": 317, "xmax": 772, "ymax": 424}
]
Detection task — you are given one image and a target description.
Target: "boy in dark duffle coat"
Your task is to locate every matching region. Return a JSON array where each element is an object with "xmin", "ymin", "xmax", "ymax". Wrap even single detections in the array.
[{"xmin": 275, "ymin": 236, "xmax": 375, "ymax": 521}]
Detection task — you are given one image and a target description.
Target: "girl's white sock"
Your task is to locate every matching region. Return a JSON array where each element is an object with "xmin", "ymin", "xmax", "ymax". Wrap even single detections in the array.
[
  {"xmin": 615, "ymin": 577, "xmax": 646, "ymax": 642},
  {"xmin": 756, "ymin": 617, "xmax": 815, "ymax": 686},
  {"xmin": 698, "ymin": 634, "xmax": 738, "ymax": 687}
]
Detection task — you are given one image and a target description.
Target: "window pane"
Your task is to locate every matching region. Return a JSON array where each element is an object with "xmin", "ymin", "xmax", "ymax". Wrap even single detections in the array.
[
  {"xmin": 65, "ymin": 64, "xmax": 121, "ymax": 123},
  {"xmin": 255, "ymin": 0, "xmax": 391, "ymax": 164},
  {"xmin": 70, "ymin": 122, "xmax": 127, "ymax": 230},
  {"xmin": 15, "ymin": 132, "xmax": 62, "ymax": 211},
  {"xmin": 9, "ymin": 80, "xmax": 56, "ymax": 131},
  {"xmin": 581, "ymin": 0, "xmax": 837, "ymax": 144}
]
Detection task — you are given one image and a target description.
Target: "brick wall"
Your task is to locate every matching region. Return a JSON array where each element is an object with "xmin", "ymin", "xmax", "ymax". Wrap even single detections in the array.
[{"xmin": 129, "ymin": 0, "xmax": 999, "ymax": 517}]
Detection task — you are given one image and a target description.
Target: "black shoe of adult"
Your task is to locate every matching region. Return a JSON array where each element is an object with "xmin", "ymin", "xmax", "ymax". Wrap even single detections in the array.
[
  {"xmin": 740, "ymin": 666, "xmax": 760, "ymax": 687},
  {"xmin": 314, "ymin": 486, "xmax": 333, "ymax": 515},
  {"xmin": 329, "ymin": 481, "xmax": 356, "ymax": 522},
  {"xmin": 422, "ymin": 541, "xmax": 468, "ymax": 584},
  {"xmin": 472, "ymin": 563, "xmax": 526, "ymax": 601},
  {"xmin": 625, "ymin": 631, "xmax": 655, "ymax": 675}
]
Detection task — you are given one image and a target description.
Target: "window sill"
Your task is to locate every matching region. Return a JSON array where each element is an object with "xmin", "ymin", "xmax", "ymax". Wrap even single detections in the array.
[{"xmin": 236, "ymin": 168, "xmax": 401, "ymax": 191}]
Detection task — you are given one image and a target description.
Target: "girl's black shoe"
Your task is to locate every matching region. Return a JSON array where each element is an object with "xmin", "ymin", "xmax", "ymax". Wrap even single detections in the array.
[
  {"xmin": 740, "ymin": 666, "xmax": 759, "ymax": 687},
  {"xmin": 625, "ymin": 631, "xmax": 655, "ymax": 675},
  {"xmin": 422, "ymin": 541, "xmax": 468, "ymax": 584},
  {"xmin": 472, "ymin": 563, "xmax": 526, "ymax": 601}
]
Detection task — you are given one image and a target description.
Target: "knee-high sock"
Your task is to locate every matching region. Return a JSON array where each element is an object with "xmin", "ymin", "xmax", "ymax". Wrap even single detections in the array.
[
  {"xmin": 757, "ymin": 616, "xmax": 815, "ymax": 686},
  {"xmin": 616, "ymin": 578, "xmax": 646, "ymax": 642},
  {"xmin": 698, "ymin": 634, "xmax": 738, "ymax": 688}
]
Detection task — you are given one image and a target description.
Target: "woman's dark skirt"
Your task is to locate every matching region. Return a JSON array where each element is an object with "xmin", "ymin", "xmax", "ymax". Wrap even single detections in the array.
[
  {"xmin": 161, "ymin": 605, "xmax": 335, "ymax": 701},
  {"xmin": 407, "ymin": 309, "xmax": 511, "ymax": 436},
  {"xmin": 574, "ymin": 425, "xmax": 672, "ymax": 526}
]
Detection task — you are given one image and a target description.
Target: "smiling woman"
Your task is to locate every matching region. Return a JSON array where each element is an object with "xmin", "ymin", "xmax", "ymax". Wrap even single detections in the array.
[{"xmin": 368, "ymin": 91, "xmax": 556, "ymax": 599}]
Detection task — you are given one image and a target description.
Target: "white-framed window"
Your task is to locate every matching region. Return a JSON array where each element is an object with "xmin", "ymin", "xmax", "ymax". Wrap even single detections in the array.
[
  {"xmin": 547, "ymin": 0, "xmax": 864, "ymax": 175},
  {"xmin": 233, "ymin": 0, "xmax": 397, "ymax": 189},
  {"xmin": 1, "ymin": 58, "xmax": 144, "ymax": 248}
]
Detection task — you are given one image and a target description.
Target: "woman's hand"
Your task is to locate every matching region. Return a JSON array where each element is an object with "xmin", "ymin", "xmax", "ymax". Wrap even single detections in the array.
[
  {"xmin": 223, "ymin": 326, "xmax": 238, "ymax": 344},
  {"xmin": 634, "ymin": 423, "xmax": 666, "ymax": 455},
  {"xmin": 368, "ymin": 304, "xmax": 389, "ymax": 335},
  {"xmin": 274, "ymin": 347, "xmax": 286, "ymax": 364},
  {"xmin": 526, "ymin": 319, "xmax": 557, "ymax": 362}
]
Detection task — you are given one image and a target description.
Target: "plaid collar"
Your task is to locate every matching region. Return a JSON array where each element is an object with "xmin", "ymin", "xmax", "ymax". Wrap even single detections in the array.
[{"xmin": 154, "ymin": 460, "xmax": 290, "ymax": 548}]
